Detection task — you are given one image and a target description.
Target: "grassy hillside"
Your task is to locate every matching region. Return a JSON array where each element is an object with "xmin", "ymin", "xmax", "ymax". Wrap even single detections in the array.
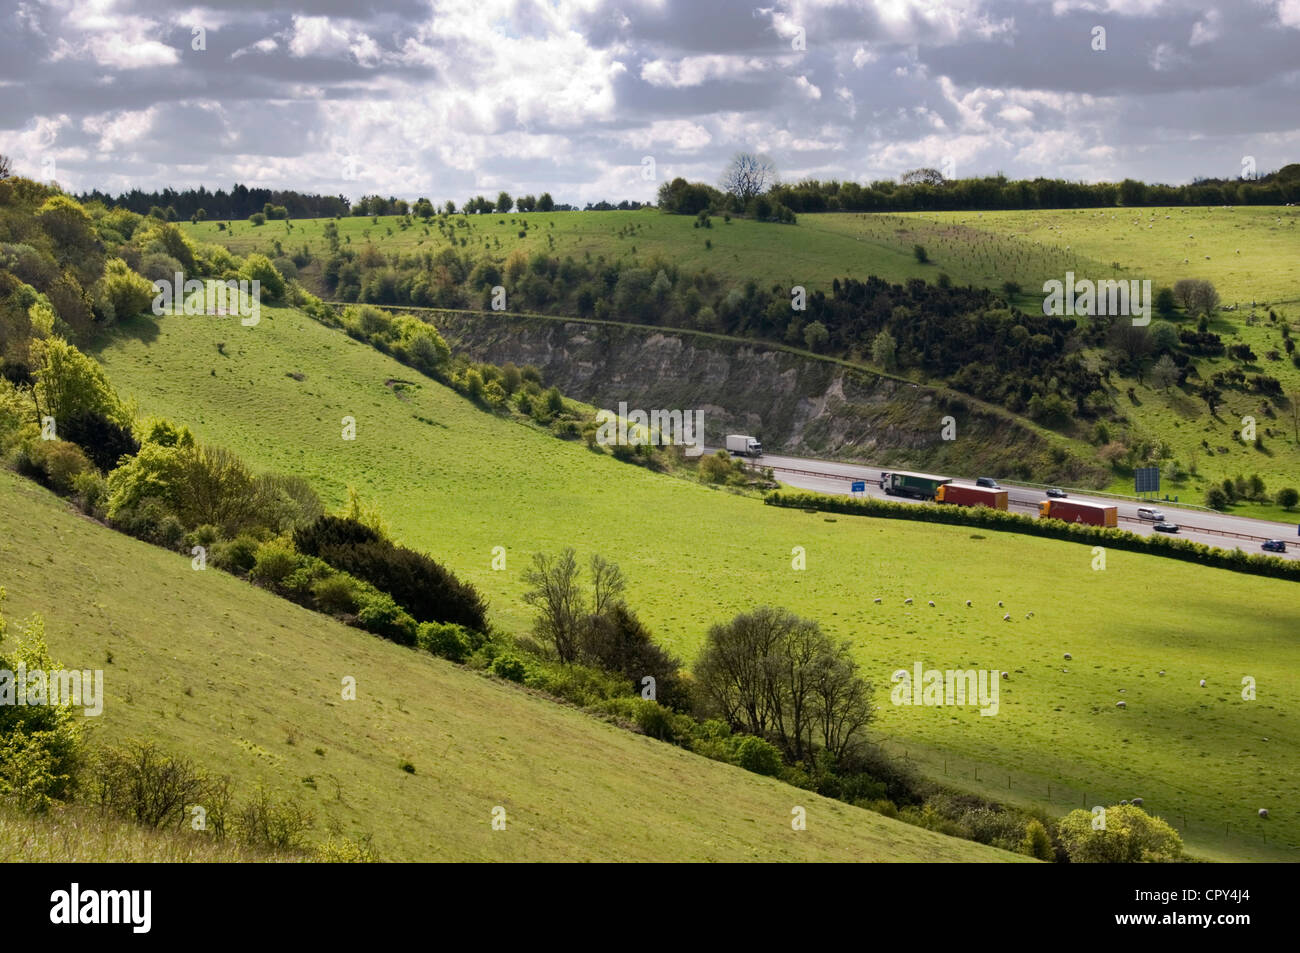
[
  {"xmin": 0, "ymin": 469, "xmax": 1018, "ymax": 862},
  {"xmin": 180, "ymin": 206, "xmax": 1300, "ymax": 505},
  {"xmin": 91, "ymin": 306, "xmax": 1300, "ymax": 860}
]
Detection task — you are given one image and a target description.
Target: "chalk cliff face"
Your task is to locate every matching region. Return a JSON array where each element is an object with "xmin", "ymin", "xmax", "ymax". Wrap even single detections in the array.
[{"xmin": 429, "ymin": 310, "xmax": 1100, "ymax": 482}]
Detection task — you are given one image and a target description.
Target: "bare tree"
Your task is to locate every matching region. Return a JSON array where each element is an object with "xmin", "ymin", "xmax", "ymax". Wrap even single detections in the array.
[
  {"xmin": 589, "ymin": 553, "xmax": 626, "ymax": 616},
  {"xmin": 522, "ymin": 548, "xmax": 584, "ymax": 662},
  {"xmin": 0, "ymin": 154, "xmax": 11, "ymax": 180},
  {"xmin": 720, "ymin": 153, "xmax": 777, "ymax": 202},
  {"xmin": 1290, "ymin": 388, "xmax": 1300, "ymax": 444}
]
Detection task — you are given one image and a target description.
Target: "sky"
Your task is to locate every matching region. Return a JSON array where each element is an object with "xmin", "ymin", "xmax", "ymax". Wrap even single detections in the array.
[{"xmin": 3, "ymin": 0, "xmax": 1299, "ymax": 205}]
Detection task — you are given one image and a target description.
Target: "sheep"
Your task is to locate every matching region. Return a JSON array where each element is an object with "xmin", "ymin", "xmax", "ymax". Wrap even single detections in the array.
[
  {"xmin": 873, "ymin": 597, "xmax": 882, "ymax": 604},
  {"xmin": 997, "ymin": 600, "xmax": 1004, "ymax": 607},
  {"xmin": 1199, "ymin": 678, "xmax": 1206, "ymax": 687},
  {"xmin": 1001, "ymin": 671, "xmax": 1009, "ymax": 680},
  {"xmin": 1120, "ymin": 799, "xmax": 1129, "ymax": 804},
  {"xmin": 1003, "ymin": 614, "xmax": 1011, "ymax": 622},
  {"xmin": 1158, "ymin": 670, "xmax": 1166, "ymax": 676},
  {"xmin": 1064, "ymin": 652, "xmax": 1072, "ymax": 660},
  {"xmin": 1259, "ymin": 808, "xmax": 1269, "ymax": 818},
  {"xmin": 1025, "ymin": 613, "xmax": 1032, "ymax": 620},
  {"xmin": 1116, "ymin": 701, "xmax": 1127, "ymax": 708},
  {"xmin": 927, "ymin": 600, "xmax": 936, "ymax": 607},
  {"xmin": 1131, "ymin": 797, "xmax": 1144, "ymax": 806},
  {"xmin": 904, "ymin": 597, "xmax": 914, "ymax": 605},
  {"xmin": 1183, "ymin": 258, "xmax": 1189, "ymax": 263},
  {"xmin": 965, "ymin": 600, "xmax": 972, "ymax": 607}
]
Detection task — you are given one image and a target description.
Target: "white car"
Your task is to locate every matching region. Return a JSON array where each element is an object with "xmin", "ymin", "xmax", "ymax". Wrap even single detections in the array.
[{"xmin": 1137, "ymin": 507, "xmax": 1165, "ymax": 521}]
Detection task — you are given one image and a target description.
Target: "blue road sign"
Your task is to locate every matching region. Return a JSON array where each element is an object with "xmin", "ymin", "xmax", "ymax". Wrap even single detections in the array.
[{"xmin": 851, "ymin": 480, "xmax": 866, "ymax": 493}]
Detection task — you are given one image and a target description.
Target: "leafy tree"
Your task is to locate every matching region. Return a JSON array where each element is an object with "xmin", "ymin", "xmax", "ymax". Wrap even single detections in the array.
[
  {"xmin": 96, "ymin": 257, "xmax": 155, "ymax": 322},
  {"xmin": 912, "ymin": 244, "xmax": 928, "ymax": 264},
  {"xmin": 495, "ymin": 192, "xmax": 513, "ymax": 213},
  {"xmin": 32, "ymin": 337, "xmax": 129, "ymax": 429},
  {"xmin": 536, "ymin": 192, "xmax": 554, "ymax": 212},
  {"xmin": 1154, "ymin": 286, "xmax": 1177, "ymax": 317},
  {"xmin": 871, "ymin": 328, "xmax": 898, "ymax": 370},
  {"xmin": 1276, "ymin": 487, "xmax": 1298, "ymax": 510},
  {"xmin": 1205, "ymin": 486, "xmax": 1229, "ymax": 510},
  {"xmin": 803, "ymin": 320, "xmax": 829, "ymax": 352}
]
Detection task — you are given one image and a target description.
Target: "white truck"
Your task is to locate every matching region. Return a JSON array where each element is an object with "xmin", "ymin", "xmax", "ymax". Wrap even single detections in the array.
[{"xmin": 725, "ymin": 434, "xmax": 763, "ymax": 458}]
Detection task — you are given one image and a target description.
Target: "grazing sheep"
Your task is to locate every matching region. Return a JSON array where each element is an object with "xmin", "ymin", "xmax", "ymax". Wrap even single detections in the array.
[
  {"xmin": 1001, "ymin": 671, "xmax": 1009, "ymax": 680},
  {"xmin": 928, "ymin": 600, "xmax": 936, "ymax": 607},
  {"xmin": 904, "ymin": 597, "xmax": 913, "ymax": 605},
  {"xmin": 1199, "ymin": 679, "xmax": 1206, "ymax": 687},
  {"xmin": 1120, "ymin": 799, "xmax": 1129, "ymax": 804},
  {"xmin": 1003, "ymin": 614, "xmax": 1011, "ymax": 622},
  {"xmin": 1183, "ymin": 258, "xmax": 1189, "ymax": 263},
  {"xmin": 1131, "ymin": 798, "xmax": 1143, "ymax": 806},
  {"xmin": 1064, "ymin": 653, "xmax": 1072, "ymax": 660},
  {"xmin": 997, "ymin": 600, "xmax": 1004, "ymax": 607},
  {"xmin": 1259, "ymin": 808, "xmax": 1270, "ymax": 818},
  {"xmin": 1116, "ymin": 701, "xmax": 1127, "ymax": 708},
  {"xmin": 965, "ymin": 600, "xmax": 972, "ymax": 607},
  {"xmin": 1158, "ymin": 670, "xmax": 1166, "ymax": 676},
  {"xmin": 873, "ymin": 597, "xmax": 882, "ymax": 604}
]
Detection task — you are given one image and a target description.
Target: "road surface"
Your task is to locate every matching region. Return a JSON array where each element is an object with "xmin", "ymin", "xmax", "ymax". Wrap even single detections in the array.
[{"xmin": 717, "ymin": 448, "xmax": 1300, "ymax": 561}]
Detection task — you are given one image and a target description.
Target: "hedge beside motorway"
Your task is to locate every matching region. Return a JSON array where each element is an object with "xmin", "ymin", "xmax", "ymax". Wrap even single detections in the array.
[{"xmin": 765, "ymin": 491, "xmax": 1300, "ymax": 582}]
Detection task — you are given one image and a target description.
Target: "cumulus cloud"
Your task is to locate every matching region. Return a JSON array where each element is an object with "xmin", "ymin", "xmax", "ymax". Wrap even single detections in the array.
[{"xmin": 1, "ymin": 0, "xmax": 1296, "ymax": 200}]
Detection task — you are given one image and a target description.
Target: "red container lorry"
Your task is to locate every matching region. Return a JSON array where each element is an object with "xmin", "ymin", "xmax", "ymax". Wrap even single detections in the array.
[
  {"xmin": 1038, "ymin": 498, "xmax": 1118, "ymax": 527},
  {"xmin": 935, "ymin": 483, "xmax": 1009, "ymax": 510}
]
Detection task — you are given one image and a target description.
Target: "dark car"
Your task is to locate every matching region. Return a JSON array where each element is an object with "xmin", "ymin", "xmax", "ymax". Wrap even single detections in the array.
[
  {"xmin": 1046, "ymin": 487, "xmax": 1068, "ymax": 499},
  {"xmin": 976, "ymin": 477, "xmax": 1001, "ymax": 489},
  {"xmin": 1153, "ymin": 521, "xmax": 1180, "ymax": 533},
  {"xmin": 1262, "ymin": 539, "xmax": 1287, "ymax": 553}
]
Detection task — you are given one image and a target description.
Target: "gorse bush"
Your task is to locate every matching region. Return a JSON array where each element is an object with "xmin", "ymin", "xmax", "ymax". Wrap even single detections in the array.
[{"xmin": 0, "ymin": 595, "xmax": 83, "ymax": 813}]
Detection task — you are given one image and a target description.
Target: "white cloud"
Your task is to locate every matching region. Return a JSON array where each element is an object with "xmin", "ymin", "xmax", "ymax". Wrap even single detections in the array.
[
  {"xmin": 1190, "ymin": 9, "xmax": 1222, "ymax": 46},
  {"xmin": 794, "ymin": 75, "xmax": 821, "ymax": 99},
  {"xmin": 640, "ymin": 54, "xmax": 774, "ymax": 88},
  {"xmin": 1278, "ymin": 0, "xmax": 1300, "ymax": 28},
  {"xmin": 81, "ymin": 107, "xmax": 157, "ymax": 152}
]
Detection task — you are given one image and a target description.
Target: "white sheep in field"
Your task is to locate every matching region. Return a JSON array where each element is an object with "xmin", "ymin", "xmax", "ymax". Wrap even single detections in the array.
[
  {"xmin": 904, "ymin": 597, "xmax": 914, "ymax": 605},
  {"xmin": 965, "ymin": 600, "xmax": 972, "ymax": 607},
  {"xmin": 1003, "ymin": 614, "xmax": 1011, "ymax": 622},
  {"xmin": 998, "ymin": 600, "xmax": 1004, "ymax": 607},
  {"xmin": 1064, "ymin": 652, "xmax": 1072, "ymax": 660},
  {"xmin": 1132, "ymin": 798, "xmax": 1144, "ymax": 806},
  {"xmin": 1158, "ymin": 670, "xmax": 1165, "ymax": 676},
  {"xmin": 928, "ymin": 600, "xmax": 936, "ymax": 607},
  {"xmin": 1199, "ymin": 678, "xmax": 1206, "ymax": 687},
  {"xmin": 1116, "ymin": 701, "xmax": 1127, "ymax": 708},
  {"xmin": 873, "ymin": 597, "xmax": 882, "ymax": 604},
  {"xmin": 1001, "ymin": 671, "xmax": 1009, "ymax": 680},
  {"xmin": 1259, "ymin": 808, "xmax": 1269, "ymax": 818}
]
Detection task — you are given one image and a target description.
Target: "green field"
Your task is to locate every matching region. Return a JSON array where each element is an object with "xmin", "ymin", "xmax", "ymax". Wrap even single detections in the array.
[
  {"xmin": 89, "ymin": 305, "xmax": 1300, "ymax": 860},
  {"xmin": 0, "ymin": 470, "xmax": 1016, "ymax": 862}
]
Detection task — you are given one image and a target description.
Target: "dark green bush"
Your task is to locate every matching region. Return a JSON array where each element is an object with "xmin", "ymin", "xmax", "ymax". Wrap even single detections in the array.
[
  {"xmin": 490, "ymin": 653, "xmax": 527, "ymax": 682},
  {"xmin": 356, "ymin": 592, "xmax": 418, "ymax": 646},
  {"xmin": 735, "ymin": 736, "xmax": 783, "ymax": 776}
]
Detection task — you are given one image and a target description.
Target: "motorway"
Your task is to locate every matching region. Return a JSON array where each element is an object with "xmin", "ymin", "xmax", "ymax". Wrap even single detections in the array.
[{"xmin": 721, "ymin": 448, "xmax": 1300, "ymax": 561}]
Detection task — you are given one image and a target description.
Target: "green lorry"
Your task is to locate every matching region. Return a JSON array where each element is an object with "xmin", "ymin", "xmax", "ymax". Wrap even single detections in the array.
[{"xmin": 879, "ymin": 470, "xmax": 952, "ymax": 501}]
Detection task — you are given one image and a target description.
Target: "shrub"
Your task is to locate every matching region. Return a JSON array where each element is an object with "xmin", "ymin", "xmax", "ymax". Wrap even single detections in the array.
[
  {"xmin": 311, "ymin": 573, "xmax": 362, "ymax": 615},
  {"xmin": 1277, "ymin": 487, "xmax": 1299, "ymax": 510},
  {"xmin": 416, "ymin": 621, "xmax": 472, "ymax": 663},
  {"xmin": 490, "ymin": 653, "xmax": 528, "ymax": 683},
  {"xmin": 233, "ymin": 786, "xmax": 313, "ymax": 851},
  {"xmin": 88, "ymin": 739, "xmax": 228, "ymax": 833},
  {"xmin": 16, "ymin": 439, "xmax": 93, "ymax": 494},
  {"xmin": 71, "ymin": 469, "xmax": 108, "ymax": 516},
  {"xmin": 294, "ymin": 516, "xmax": 489, "ymax": 631},
  {"xmin": 356, "ymin": 591, "xmax": 418, "ymax": 646},
  {"xmin": 1057, "ymin": 804, "xmax": 1184, "ymax": 863},
  {"xmin": 735, "ymin": 735, "xmax": 783, "ymax": 776},
  {"xmin": 211, "ymin": 534, "xmax": 261, "ymax": 573},
  {"xmin": 249, "ymin": 539, "xmax": 303, "ymax": 589},
  {"xmin": 0, "ymin": 601, "xmax": 84, "ymax": 812},
  {"xmin": 1020, "ymin": 818, "xmax": 1055, "ymax": 860}
]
